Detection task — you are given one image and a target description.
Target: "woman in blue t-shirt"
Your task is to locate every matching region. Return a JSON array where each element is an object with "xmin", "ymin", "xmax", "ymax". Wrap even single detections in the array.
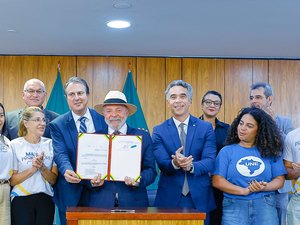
[{"xmin": 213, "ymin": 107, "xmax": 286, "ymax": 225}]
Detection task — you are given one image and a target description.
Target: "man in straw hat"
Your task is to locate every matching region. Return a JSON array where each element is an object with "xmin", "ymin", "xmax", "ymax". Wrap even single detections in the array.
[{"xmin": 83, "ymin": 90, "xmax": 156, "ymax": 208}]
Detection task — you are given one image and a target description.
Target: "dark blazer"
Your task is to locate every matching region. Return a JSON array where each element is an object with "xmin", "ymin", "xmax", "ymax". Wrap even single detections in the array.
[
  {"xmin": 49, "ymin": 108, "xmax": 106, "ymax": 212},
  {"xmin": 152, "ymin": 115, "xmax": 217, "ymax": 212},
  {"xmin": 5, "ymin": 108, "xmax": 59, "ymax": 140},
  {"xmin": 82, "ymin": 125, "xmax": 157, "ymax": 208}
]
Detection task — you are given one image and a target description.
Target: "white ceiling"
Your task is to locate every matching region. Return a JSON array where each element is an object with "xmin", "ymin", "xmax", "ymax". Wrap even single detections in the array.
[{"xmin": 1, "ymin": 0, "xmax": 300, "ymax": 58}]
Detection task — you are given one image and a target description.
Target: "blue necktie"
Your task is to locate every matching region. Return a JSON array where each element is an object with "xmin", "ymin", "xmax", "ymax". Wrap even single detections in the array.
[{"xmin": 79, "ymin": 117, "xmax": 87, "ymax": 133}]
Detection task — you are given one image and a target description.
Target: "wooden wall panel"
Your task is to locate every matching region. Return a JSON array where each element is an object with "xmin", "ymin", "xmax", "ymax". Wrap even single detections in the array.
[
  {"xmin": 165, "ymin": 58, "xmax": 182, "ymax": 119},
  {"xmin": 2, "ymin": 56, "xmax": 76, "ymax": 112},
  {"xmin": 182, "ymin": 58, "xmax": 225, "ymax": 119},
  {"xmin": 2, "ymin": 55, "xmax": 300, "ymax": 131},
  {"xmin": 0, "ymin": 57, "xmax": 4, "ymax": 104},
  {"xmin": 269, "ymin": 60, "xmax": 300, "ymax": 127},
  {"xmin": 77, "ymin": 57, "xmax": 137, "ymax": 108},
  {"xmin": 252, "ymin": 60, "xmax": 268, "ymax": 83},
  {"xmin": 137, "ymin": 57, "xmax": 166, "ymax": 133},
  {"xmin": 77, "ymin": 57, "xmax": 108, "ymax": 108},
  {"xmin": 224, "ymin": 59, "xmax": 253, "ymax": 124}
]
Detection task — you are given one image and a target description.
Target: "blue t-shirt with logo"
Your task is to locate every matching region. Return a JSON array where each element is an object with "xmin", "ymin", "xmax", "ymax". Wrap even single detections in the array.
[{"xmin": 214, "ymin": 144, "xmax": 286, "ymax": 200}]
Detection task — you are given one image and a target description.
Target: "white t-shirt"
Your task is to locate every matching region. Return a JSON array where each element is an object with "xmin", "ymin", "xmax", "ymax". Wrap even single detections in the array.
[
  {"xmin": 10, "ymin": 137, "xmax": 56, "ymax": 200},
  {"xmin": 283, "ymin": 127, "xmax": 300, "ymax": 194},
  {"xmin": 0, "ymin": 135, "xmax": 12, "ymax": 180}
]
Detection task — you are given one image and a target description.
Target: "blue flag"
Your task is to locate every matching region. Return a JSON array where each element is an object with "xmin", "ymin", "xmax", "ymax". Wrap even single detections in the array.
[
  {"xmin": 46, "ymin": 68, "xmax": 69, "ymax": 115},
  {"xmin": 122, "ymin": 70, "xmax": 149, "ymax": 131},
  {"xmin": 122, "ymin": 71, "xmax": 159, "ymax": 194},
  {"xmin": 46, "ymin": 66, "xmax": 68, "ymax": 225}
]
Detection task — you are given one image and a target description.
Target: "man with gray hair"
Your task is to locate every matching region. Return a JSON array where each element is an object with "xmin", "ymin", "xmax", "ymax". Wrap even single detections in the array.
[
  {"xmin": 250, "ymin": 81, "xmax": 293, "ymax": 225},
  {"xmin": 152, "ymin": 80, "xmax": 217, "ymax": 225},
  {"xmin": 5, "ymin": 78, "xmax": 58, "ymax": 140}
]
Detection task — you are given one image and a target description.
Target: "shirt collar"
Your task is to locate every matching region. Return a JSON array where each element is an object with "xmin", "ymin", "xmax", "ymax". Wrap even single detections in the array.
[
  {"xmin": 108, "ymin": 123, "xmax": 127, "ymax": 135},
  {"xmin": 172, "ymin": 115, "xmax": 190, "ymax": 128},
  {"xmin": 72, "ymin": 109, "xmax": 92, "ymax": 123}
]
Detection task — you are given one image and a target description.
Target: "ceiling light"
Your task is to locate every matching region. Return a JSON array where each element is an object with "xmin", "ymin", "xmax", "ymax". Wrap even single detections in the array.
[
  {"xmin": 106, "ymin": 20, "xmax": 131, "ymax": 29},
  {"xmin": 113, "ymin": 2, "xmax": 132, "ymax": 9}
]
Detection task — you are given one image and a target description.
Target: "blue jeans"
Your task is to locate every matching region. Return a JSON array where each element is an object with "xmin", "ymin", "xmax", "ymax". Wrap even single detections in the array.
[{"xmin": 222, "ymin": 194, "xmax": 279, "ymax": 225}]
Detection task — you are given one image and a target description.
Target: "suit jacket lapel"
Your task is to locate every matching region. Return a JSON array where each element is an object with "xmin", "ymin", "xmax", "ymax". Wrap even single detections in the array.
[
  {"xmin": 185, "ymin": 116, "xmax": 197, "ymax": 156},
  {"xmin": 167, "ymin": 118, "xmax": 181, "ymax": 154},
  {"xmin": 66, "ymin": 112, "xmax": 78, "ymax": 149}
]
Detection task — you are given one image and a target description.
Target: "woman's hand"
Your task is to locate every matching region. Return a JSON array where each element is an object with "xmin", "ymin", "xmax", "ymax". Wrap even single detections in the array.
[
  {"xmin": 32, "ymin": 152, "xmax": 44, "ymax": 170},
  {"xmin": 248, "ymin": 180, "xmax": 267, "ymax": 192}
]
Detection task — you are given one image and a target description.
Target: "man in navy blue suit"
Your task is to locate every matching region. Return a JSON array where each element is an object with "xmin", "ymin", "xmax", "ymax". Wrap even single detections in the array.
[
  {"xmin": 84, "ymin": 90, "xmax": 157, "ymax": 208},
  {"xmin": 49, "ymin": 76, "xmax": 106, "ymax": 225},
  {"xmin": 152, "ymin": 80, "xmax": 217, "ymax": 225}
]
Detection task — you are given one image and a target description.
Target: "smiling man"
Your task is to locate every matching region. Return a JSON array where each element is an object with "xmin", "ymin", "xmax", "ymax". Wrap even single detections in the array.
[
  {"xmin": 84, "ymin": 90, "xmax": 156, "ymax": 208},
  {"xmin": 5, "ymin": 78, "xmax": 58, "ymax": 140},
  {"xmin": 49, "ymin": 76, "xmax": 106, "ymax": 225},
  {"xmin": 152, "ymin": 80, "xmax": 217, "ymax": 225}
]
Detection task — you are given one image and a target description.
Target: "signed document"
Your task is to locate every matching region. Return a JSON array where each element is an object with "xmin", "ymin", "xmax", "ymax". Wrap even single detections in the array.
[{"xmin": 76, "ymin": 133, "xmax": 142, "ymax": 181}]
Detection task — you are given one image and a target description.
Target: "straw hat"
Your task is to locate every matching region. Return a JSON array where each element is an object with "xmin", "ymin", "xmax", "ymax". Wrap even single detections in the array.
[{"xmin": 94, "ymin": 91, "xmax": 137, "ymax": 116}]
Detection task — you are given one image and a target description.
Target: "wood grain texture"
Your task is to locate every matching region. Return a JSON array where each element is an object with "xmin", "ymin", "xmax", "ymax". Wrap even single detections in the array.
[
  {"xmin": 67, "ymin": 207, "xmax": 205, "ymax": 225},
  {"xmin": 1, "ymin": 56, "xmax": 300, "ymax": 128},
  {"xmin": 165, "ymin": 58, "xmax": 182, "ymax": 120},
  {"xmin": 182, "ymin": 58, "xmax": 225, "ymax": 120},
  {"xmin": 224, "ymin": 59, "xmax": 252, "ymax": 124},
  {"xmin": 137, "ymin": 57, "xmax": 166, "ymax": 133},
  {"xmin": 269, "ymin": 60, "xmax": 300, "ymax": 127},
  {"xmin": 2, "ymin": 56, "xmax": 76, "ymax": 112}
]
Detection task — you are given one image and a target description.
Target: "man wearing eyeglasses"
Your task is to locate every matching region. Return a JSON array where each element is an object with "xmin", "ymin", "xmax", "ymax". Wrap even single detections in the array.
[{"xmin": 5, "ymin": 78, "xmax": 59, "ymax": 140}]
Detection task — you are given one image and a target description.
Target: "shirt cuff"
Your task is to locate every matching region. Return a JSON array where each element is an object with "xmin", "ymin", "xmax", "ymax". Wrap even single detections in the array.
[{"xmin": 172, "ymin": 159, "xmax": 181, "ymax": 170}]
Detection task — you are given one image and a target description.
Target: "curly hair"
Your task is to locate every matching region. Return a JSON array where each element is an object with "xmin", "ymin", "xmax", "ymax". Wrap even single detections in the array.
[{"xmin": 225, "ymin": 107, "xmax": 282, "ymax": 158}]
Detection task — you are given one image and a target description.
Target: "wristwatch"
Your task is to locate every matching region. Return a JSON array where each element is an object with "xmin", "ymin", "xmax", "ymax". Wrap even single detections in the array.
[{"xmin": 189, "ymin": 164, "xmax": 194, "ymax": 173}]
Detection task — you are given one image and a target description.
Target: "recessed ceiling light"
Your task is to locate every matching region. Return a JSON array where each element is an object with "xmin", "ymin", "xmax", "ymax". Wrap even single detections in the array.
[
  {"xmin": 113, "ymin": 2, "xmax": 132, "ymax": 9},
  {"xmin": 7, "ymin": 29, "xmax": 16, "ymax": 32},
  {"xmin": 106, "ymin": 20, "xmax": 131, "ymax": 29}
]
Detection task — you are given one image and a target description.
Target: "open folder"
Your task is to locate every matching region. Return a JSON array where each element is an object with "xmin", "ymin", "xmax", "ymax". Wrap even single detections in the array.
[{"xmin": 76, "ymin": 133, "xmax": 142, "ymax": 181}]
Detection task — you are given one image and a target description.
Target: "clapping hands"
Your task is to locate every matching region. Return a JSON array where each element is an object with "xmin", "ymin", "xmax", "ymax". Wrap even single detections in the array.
[{"xmin": 172, "ymin": 147, "xmax": 193, "ymax": 171}]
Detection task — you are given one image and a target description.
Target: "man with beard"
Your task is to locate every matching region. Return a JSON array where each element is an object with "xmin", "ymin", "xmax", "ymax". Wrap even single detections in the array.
[
  {"xmin": 83, "ymin": 90, "xmax": 156, "ymax": 208},
  {"xmin": 250, "ymin": 82, "xmax": 293, "ymax": 225}
]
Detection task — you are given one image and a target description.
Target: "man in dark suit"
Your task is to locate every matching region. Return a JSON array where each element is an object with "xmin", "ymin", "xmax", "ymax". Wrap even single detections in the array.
[
  {"xmin": 152, "ymin": 80, "xmax": 217, "ymax": 225},
  {"xmin": 5, "ymin": 78, "xmax": 58, "ymax": 140},
  {"xmin": 84, "ymin": 90, "xmax": 157, "ymax": 208},
  {"xmin": 49, "ymin": 76, "xmax": 106, "ymax": 225}
]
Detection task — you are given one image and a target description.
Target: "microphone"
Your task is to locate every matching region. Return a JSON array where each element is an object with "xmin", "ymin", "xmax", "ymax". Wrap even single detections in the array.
[{"xmin": 114, "ymin": 192, "xmax": 119, "ymax": 207}]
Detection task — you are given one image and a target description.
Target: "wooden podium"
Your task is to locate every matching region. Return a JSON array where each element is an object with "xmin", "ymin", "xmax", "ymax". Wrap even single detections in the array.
[{"xmin": 67, "ymin": 207, "xmax": 206, "ymax": 225}]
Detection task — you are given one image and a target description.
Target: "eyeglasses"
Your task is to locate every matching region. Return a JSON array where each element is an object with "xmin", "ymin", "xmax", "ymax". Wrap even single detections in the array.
[
  {"xmin": 24, "ymin": 89, "xmax": 45, "ymax": 95},
  {"xmin": 26, "ymin": 118, "xmax": 48, "ymax": 123},
  {"xmin": 67, "ymin": 91, "xmax": 86, "ymax": 98},
  {"xmin": 203, "ymin": 99, "xmax": 222, "ymax": 107}
]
